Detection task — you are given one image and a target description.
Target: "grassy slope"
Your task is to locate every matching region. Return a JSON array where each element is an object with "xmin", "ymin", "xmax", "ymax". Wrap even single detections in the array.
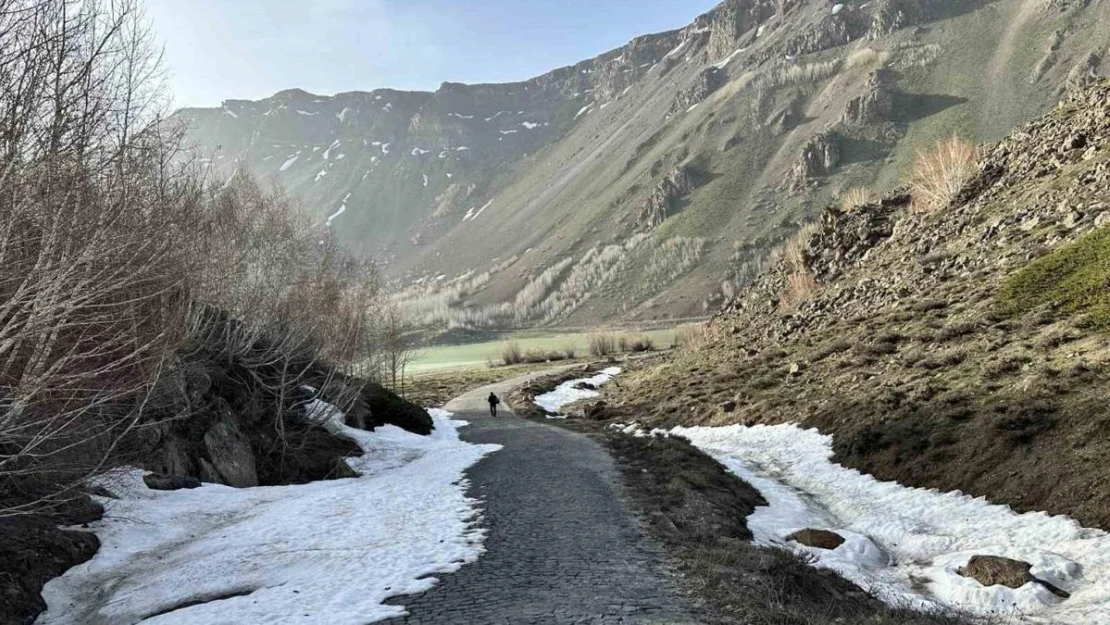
[
  {"xmin": 403, "ymin": 0, "xmax": 1109, "ymax": 328},
  {"xmin": 610, "ymin": 79, "xmax": 1110, "ymax": 530}
]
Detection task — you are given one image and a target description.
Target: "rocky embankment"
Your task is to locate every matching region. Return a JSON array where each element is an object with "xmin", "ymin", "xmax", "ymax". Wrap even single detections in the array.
[
  {"xmin": 1, "ymin": 313, "xmax": 432, "ymax": 625},
  {"xmin": 613, "ymin": 79, "xmax": 1110, "ymax": 530}
]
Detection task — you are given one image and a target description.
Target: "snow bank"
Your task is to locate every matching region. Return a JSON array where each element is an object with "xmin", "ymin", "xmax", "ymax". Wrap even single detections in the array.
[
  {"xmin": 672, "ymin": 423, "xmax": 1110, "ymax": 623},
  {"xmin": 38, "ymin": 408, "xmax": 499, "ymax": 625},
  {"xmin": 534, "ymin": 367, "xmax": 621, "ymax": 416}
]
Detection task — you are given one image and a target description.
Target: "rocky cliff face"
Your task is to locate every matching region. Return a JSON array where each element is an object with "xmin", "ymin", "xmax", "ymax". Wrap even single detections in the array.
[{"xmin": 180, "ymin": 0, "xmax": 1110, "ymax": 330}]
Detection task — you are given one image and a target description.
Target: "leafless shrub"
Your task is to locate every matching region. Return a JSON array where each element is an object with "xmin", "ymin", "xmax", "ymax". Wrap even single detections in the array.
[
  {"xmin": 909, "ymin": 136, "xmax": 978, "ymax": 213},
  {"xmin": 0, "ymin": 0, "xmax": 382, "ymax": 516},
  {"xmin": 673, "ymin": 324, "xmax": 711, "ymax": 351},
  {"xmin": 501, "ymin": 341, "xmax": 524, "ymax": 365},
  {"xmin": 779, "ymin": 224, "xmax": 820, "ymax": 310},
  {"xmin": 588, "ymin": 332, "xmax": 618, "ymax": 357},
  {"xmin": 619, "ymin": 334, "xmax": 655, "ymax": 353}
]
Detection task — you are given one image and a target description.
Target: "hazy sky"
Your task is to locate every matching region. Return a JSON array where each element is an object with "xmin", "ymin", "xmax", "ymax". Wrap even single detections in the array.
[{"xmin": 146, "ymin": 0, "xmax": 720, "ymax": 109}]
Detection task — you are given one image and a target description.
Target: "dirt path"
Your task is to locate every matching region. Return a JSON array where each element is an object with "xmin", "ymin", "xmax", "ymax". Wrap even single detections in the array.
[{"xmin": 381, "ymin": 371, "xmax": 702, "ymax": 625}]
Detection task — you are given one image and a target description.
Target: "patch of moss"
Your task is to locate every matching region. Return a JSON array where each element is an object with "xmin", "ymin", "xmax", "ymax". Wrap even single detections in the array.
[{"xmin": 998, "ymin": 226, "xmax": 1110, "ymax": 329}]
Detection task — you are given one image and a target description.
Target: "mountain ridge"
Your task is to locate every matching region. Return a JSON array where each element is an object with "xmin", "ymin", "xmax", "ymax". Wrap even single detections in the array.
[{"xmin": 178, "ymin": 0, "xmax": 1110, "ymax": 331}]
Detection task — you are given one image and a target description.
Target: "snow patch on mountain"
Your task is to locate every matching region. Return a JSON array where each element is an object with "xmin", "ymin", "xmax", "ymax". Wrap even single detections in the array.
[{"xmin": 279, "ymin": 153, "xmax": 300, "ymax": 171}]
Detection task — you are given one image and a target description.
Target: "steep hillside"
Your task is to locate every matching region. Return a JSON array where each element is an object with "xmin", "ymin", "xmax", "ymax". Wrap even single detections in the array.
[
  {"xmin": 179, "ymin": 0, "xmax": 1110, "ymax": 329},
  {"xmin": 613, "ymin": 79, "xmax": 1110, "ymax": 530}
]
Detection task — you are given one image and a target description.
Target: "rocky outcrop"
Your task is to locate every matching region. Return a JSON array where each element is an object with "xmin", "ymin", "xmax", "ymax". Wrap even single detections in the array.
[
  {"xmin": 868, "ymin": 0, "xmax": 969, "ymax": 38},
  {"xmin": 788, "ymin": 528, "xmax": 846, "ymax": 550},
  {"xmin": 672, "ymin": 69, "xmax": 725, "ymax": 113},
  {"xmin": 706, "ymin": 0, "xmax": 780, "ymax": 62},
  {"xmin": 784, "ymin": 9, "xmax": 870, "ymax": 56},
  {"xmin": 640, "ymin": 166, "xmax": 695, "ymax": 228},
  {"xmin": 842, "ymin": 69, "xmax": 896, "ymax": 127},
  {"xmin": 808, "ymin": 193, "xmax": 904, "ymax": 281},
  {"xmin": 791, "ymin": 131, "xmax": 842, "ymax": 189}
]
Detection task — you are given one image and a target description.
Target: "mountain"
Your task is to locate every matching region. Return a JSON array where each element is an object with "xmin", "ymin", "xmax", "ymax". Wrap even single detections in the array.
[{"xmin": 176, "ymin": 0, "xmax": 1110, "ymax": 330}]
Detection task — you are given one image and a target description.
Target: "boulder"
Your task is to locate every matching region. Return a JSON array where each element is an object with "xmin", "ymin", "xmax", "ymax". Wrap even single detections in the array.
[
  {"xmin": 957, "ymin": 555, "xmax": 1033, "ymax": 589},
  {"xmin": 787, "ymin": 528, "xmax": 846, "ymax": 550},
  {"xmin": 143, "ymin": 473, "xmax": 201, "ymax": 491},
  {"xmin": 203, "ymin": 408, "xmax": 259, "ymax": 487},
  {"xmin": 197, "ymin": 458, "xmax": 223, "ymax": 484}
]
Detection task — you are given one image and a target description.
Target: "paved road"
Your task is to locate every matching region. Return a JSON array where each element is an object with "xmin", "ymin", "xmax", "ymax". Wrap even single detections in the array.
[{"xmin": 382, "ymin": 370, "xmax": 702, "ymax": 625}]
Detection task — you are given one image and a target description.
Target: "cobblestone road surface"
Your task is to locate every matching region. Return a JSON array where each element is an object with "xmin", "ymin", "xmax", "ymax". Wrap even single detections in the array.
[{"xmin": 381, "ymin": 371, "xmax": 702, "ymax": 624}]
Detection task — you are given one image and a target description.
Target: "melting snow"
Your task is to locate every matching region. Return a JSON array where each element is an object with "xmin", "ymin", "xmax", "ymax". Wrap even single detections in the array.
[
  {"xmin": 411, "ymin": 147, "xmax": 430, "ymax": 156},
  {"xmin": 278, "ymin": 153, "xmax": 300, "ymax": 171},
  {"xmin": 296, "ymin": 109, "xmax": 318, "ymax": 116},
  {"xmin": 521, "ymin": 122, "xmax": 540, "ymax": 130},
  {"xmin": 574, "ymin": 105, "xmax": 592, "ymax": 119},
  {"xmin": 222, "ymin": 108, "xmax": 238, "ymax": 119},
  {"xmin": 713, "ymin": 48, "xmax": 745, "ymax": 70},
  {"xmin": 381, "ymin": 143, "xmax": 391, "ymax": 155},
  {"xmin": 336, "ymin": 107, "xmax": 352, "ymax": 122},
  {"xmin": 671, "ymin": 423, "xmax": 1110, "ymax": 624},
  {"xmin": 455, "ymin": 146, "xmax": 470, "ymax": 151},
  {"xmin": 534, "ymin": 367, "xmax": 621, "ymax": 416},
  {"xmin": 499, "ymin": 130, "xmax": 517, "ymax": 135},
  {"xmin": 448, "ymin": 113, "xmax": 474, "ymax": 119},
  {"xmin": 422, "ymin": 174, "xmax": 429, "ymax": 187},
  {"xmin": 832, "ymin": 3, "xmax": 845, "ymax": 14},
  {"xmin": 325, "ymin": 203, "xmax": 346, "ymax": 226},
  {"xmin": 37, "ymin": 409, "xmax": 499, "ymax": 625},
  {"xmin": 335, "ymin": 154, "xmax": 345, "ymax": 160},
  {"xmin": 314, "ymin": 168, "xmax": 327, "ymax": 182}
]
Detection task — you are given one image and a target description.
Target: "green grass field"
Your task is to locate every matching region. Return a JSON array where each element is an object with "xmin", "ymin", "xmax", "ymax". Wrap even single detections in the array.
[{"xmin": 409, "ymin": 328, "xmax": 678, "ymax": 373}]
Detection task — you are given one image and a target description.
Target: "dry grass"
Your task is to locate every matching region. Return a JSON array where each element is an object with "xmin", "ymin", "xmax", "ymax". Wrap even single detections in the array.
[
  {"xmin": 588, "ymin": 332, "xmax": 618, "ymax": 357},
  {"xmin": 909, "ymin": 136, "xmax": 979, "ymax": 213},
  {"xmin": 778, "ymin": 223, "xmax": 821, "ymax": 310},
  {"xmin": 839, "ymin": 186, "xmax": 872, "ymax": 211},
  {"xmin": 673, "ymin": 323, "xmax": 711, "ymax": 351},
  {"xmin": 501, "ymin": 341, "xmax": 525, "ymax": 365},
  {"xmin": 618, "ymin": 334, "xmax": 655, "ymax": 353},
  {"xmin": 846, "ymin": 47, "xmax": 891, "ymax": 70}
]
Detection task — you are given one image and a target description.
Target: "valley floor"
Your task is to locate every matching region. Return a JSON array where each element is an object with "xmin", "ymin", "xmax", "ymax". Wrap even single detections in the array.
[{"xmin": 36, "ymin": 364, "xmax": 1110, "ymax": 625}]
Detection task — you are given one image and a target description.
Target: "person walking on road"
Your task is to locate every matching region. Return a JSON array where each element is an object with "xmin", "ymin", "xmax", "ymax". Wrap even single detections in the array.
[{"xmin": 487, "ymin": 392, "xmax": 501, "ymax": 417}]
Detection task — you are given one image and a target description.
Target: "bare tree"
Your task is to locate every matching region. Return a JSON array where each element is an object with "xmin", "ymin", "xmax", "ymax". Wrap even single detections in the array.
[{"xmin": 0, "ymin": 0, "xmax": 383, "ymax": 516}]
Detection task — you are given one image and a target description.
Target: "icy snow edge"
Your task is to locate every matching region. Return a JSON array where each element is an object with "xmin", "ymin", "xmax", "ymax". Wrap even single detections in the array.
[
  {"xmin": 37, "ymin": 408, "xmax": 500, "ymax": 625},
  {"xmin": 533, "ymin": 366, "xmax": 621, "ymax": 417},
  {"xmin": 670, "ymin": 422, "xmax": 1109, "ymax": 624}
]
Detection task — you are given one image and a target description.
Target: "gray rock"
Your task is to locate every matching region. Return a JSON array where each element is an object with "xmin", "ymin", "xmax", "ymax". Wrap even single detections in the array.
[
  {"xmin": 787, "ymin": 528, "xmax": 845, "ymax": 550},
  {"xmin": 957, "ymin": 555, "xmax": 1032, "ymax": 589},
  {"xmin": 144, "ymin": 473, "xmax": 201, "ymax": 491},
  {"xmin": 203, "ymin": 407, "xmax": 259, "ymax": 488}
]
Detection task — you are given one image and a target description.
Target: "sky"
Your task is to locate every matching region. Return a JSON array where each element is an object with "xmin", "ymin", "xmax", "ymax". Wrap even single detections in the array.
[{"xmin": 146, "ymin": 0, "xmax": 721, "ymax": 109}]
